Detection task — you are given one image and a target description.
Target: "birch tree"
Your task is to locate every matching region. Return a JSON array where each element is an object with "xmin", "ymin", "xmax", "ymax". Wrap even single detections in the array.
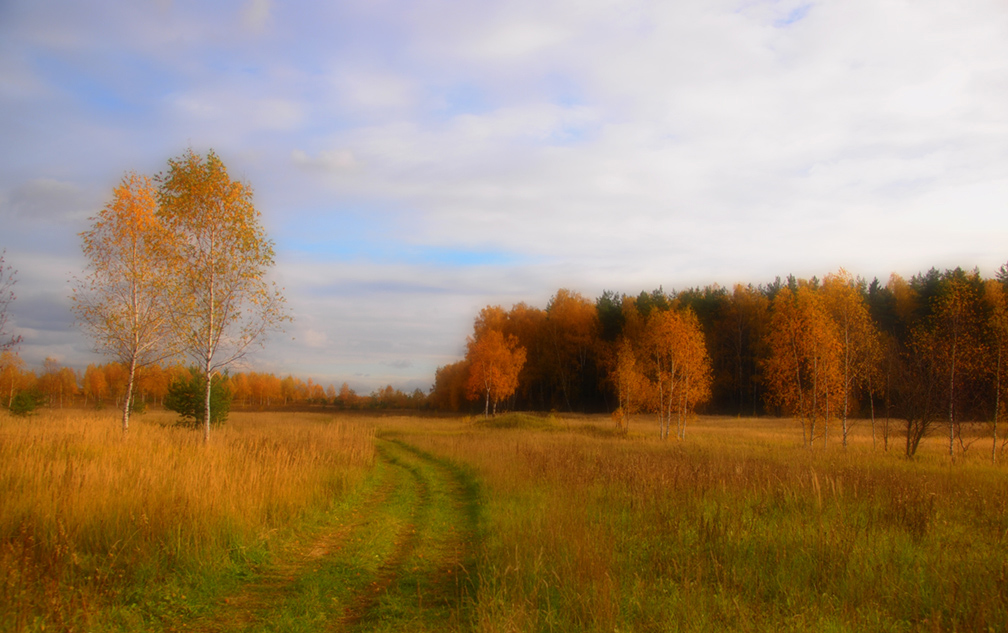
[
  {"xmin": 764, "ymin": 285, "xmax": 843, "ymax": 447},
  {"xmin": 0, "ymin": 351, "xmax": 26, "ymax": 408},
  {"xmin": 72, "ymin": 173, "xmax": 176, "ymax": 433},
  {"xmin": 612, "ymin": 336, "xmax": 646, "ymax": 433},
  {"xmin": 465, "ymin": 328, "xmax": 526, "ymax": 417},
  {"xmin": 821, "ymin": 270, "xmax": 881, "ymax": 447},
  {"xmin": 925, "ymin": 270, "xmax": 985, "ymax": 459},
  {"xmin": 642, "ymin": 308, "xmax": 712, "ymax": 440},
  {"xmin": 0, "ymin": 251, "xmax": 21, "ymax": 352},
  {"xmin": 157, "ymin": 149, "xmax": 288, "ymax": 441},
  {"xmin": 985, "ymin": 279, "xmax": 1008, "ymax": 464}
]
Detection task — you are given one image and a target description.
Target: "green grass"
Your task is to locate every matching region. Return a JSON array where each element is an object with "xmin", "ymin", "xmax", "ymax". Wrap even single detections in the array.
[
  {"xmin": 168, "ymin": 436, "xmax": 482, "ymax": 633},
  {"xmin": 351, "ymin": 438, "xmax": 480, "ymax": 632},
  {"xmin": 7, "ymin": 411, "xmax": 1008, "ymax": 631},
  {"xmin": 396, "ymin": 416, "xmax": 1008, "ymax": 632},
  {"xmin": 472, "ymin": 412, "xmax": 558, "ymax": 431}
]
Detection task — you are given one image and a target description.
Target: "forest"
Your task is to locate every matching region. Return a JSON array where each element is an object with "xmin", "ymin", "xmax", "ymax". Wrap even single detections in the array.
[
  {"xmin": 5, "ymin": 261, "xmax": 1008, "ymax": 459},
  {"xmin": 431, "ymin": 266, "xmax": 1008, "ymax": 458}
]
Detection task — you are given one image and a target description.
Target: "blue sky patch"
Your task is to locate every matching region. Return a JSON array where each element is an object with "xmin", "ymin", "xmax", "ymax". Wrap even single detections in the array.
[
  {"xmin": 281, "ymin": 233, "xmax": 524, "ymax": 268},
  {"xmin": 774, "ymin": 4, "xmax": 812, "ymax": 27}
]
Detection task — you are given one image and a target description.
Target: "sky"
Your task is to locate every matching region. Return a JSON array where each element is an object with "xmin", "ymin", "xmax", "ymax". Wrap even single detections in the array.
[{"xmin": 1, "ymin": 0, "xmax": 1007, "ymax": 393}]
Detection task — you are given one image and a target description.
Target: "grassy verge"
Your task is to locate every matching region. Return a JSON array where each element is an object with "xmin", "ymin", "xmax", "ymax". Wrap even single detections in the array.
[
  {"xmin": 0, "ymin": 410, "xmax": 374, "ymax": 632},
  {"xmin": 393, "ymin": 415, "xmax": 1008, "ymax": 632}
]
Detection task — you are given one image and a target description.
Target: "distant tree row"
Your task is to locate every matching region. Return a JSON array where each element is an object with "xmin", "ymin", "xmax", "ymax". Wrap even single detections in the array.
[
  {"xmin": 431, "ymin": 266, "xmax": 1008, "ymax": 460},
  {"xmin": 0, "ymin": 352, "xmax": 426, "ymax": 415}
]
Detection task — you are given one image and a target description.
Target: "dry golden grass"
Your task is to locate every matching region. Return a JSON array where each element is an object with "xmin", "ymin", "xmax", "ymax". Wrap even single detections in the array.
[
  {"xmin": 5, "ymin": 409, "xmax": 1006, "ymax": 632},
  {"xmin": 391, "ymin": 412, "xmax": 1008, "ymax": 632},
  {"xmin": 0, "ymin": 409, "xmax": 374, "ymax": 631}
]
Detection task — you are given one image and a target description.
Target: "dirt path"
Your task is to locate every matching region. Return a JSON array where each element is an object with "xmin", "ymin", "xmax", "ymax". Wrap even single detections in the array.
[{"xmin": 179, "ymin": 437, "xmax": 479, "ymax": 633}]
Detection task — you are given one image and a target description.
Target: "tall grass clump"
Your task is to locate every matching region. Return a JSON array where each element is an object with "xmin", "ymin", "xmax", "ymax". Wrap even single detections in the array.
[
  {"xmin": 400, "ymin": 415, "xmax": 1008, "ymax": 632},
  {"xmin": 0, "ymin": 409, "xmax": 374, "ymax": 631}
]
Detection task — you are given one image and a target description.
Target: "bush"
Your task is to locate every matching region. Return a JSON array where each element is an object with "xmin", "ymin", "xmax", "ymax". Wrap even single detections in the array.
[
  {"xmin": 164, "ymin": 367, "xmax": 231, "ymax": 428},
  {"xmin": 9, "ymin": 389, "xmax": 44, "ymax": 417}
]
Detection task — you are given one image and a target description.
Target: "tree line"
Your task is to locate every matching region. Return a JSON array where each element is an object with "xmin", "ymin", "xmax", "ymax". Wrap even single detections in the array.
[
  {"xmin": 0, "ymin": 353, "xmax": 426, "ymax": 414},
  {"xmin": 431, "ymin": 266, "xmax": 1008, "ymax": 460}
]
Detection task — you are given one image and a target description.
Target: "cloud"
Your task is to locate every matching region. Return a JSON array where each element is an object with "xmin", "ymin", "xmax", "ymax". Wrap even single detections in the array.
[
  {"xmin": 7, "ymin": 179, "xmax": 90, "ymax": 223},
  {"xmin": 333, "ymin": 69, "xmax": 418, "ymax": 115},
  {"xmin": 382, "ymin": 359, "xmax": 414, "ymax": 369},
  {"xmin": 299, "ymin": 328, "xmax": 328, "ymax": 348},
  {"xmin": 291, "ymin": 148, "xmax": 357, "ymax": 172},
  {"xmin": 253, "ymin": 98, "xmax": 303, "ymax": 129},
  {"xmin": 242, "ymin": 0, "xmax": 272, "ymax": 33},
  {"xmin": 468, "ymin": 20, "xmax": 571, "ymax": 60},
  {"xmin": 3, "ymin": 0, "xmax": 1008, "ymax": 392}
]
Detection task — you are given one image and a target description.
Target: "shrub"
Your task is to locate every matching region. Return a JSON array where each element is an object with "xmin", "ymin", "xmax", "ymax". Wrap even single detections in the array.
[
  {"xmin": 164, "ymin": 367, "xmax": 232, "ymax": 428},
  {"xmin": 8, "ymin": 389, "xmax": 44, "ymax": 417}
]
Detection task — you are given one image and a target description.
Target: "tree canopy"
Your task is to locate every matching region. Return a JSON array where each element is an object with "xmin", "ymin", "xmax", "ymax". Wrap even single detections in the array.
[{"xmin": 158, "ymin": 149, "xmax": 288, "ymax": 441}]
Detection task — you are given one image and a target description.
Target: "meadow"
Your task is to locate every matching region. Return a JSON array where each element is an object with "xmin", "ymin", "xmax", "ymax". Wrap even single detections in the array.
[
  {"xmin": 3, "ymin": 409, "xmax": 1007, "ymax": 632},
  {"xmin": 0, "ymin": 410, "xmax": 375, "ymax": 631}
]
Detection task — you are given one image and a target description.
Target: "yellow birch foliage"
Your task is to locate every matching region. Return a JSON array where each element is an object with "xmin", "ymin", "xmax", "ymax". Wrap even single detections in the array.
[
  {"xmin": 821, "ymin": 269, "xmax": 881, "ymax": 446},
  {"xmin": 72, "ymin": 172, "xmax": 175, "ymax": 432},
  {"xmin": 641, "ymin": 308, "xmax": 712, "ymax": 439},
  {"xmin": 612, "ymin": 337, "xmax": 647, "ymax": 432},
  {"xmin": 158, "ymin": 149, "xmax": 288, "ymax": 440},
  {"xmin": 465, "ymin": 328, "xmax": 527, "ymax": 416},
  {"xmin": 765, "ymin": 284, "xmax": 844, "ymax": 446}
]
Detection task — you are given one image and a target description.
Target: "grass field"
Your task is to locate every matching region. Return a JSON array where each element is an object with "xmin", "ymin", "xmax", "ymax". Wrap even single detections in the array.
[{"xmin": 3, "ymin": 409, "xmax": 1007, "ymax": 631}]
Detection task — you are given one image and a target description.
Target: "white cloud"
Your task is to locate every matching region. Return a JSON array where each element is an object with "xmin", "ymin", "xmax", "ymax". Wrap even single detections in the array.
[
  {"xmin": 333, "ymin": 69, "xmax": 417, "ymax": 114},
  {"xmin": 242, "ymin": 0, "xmax": 272, "ymax": 33},
  {"xmin": 468, "ymin": 21, "xmax": 570, "ymax": 60},
  {"xmin": 291, "ymin": 148, "xmax": 357, "ymax": 172},
  {"xmin": 253, "ymin": 98, "xmax": 303, "ymax": 130},
  {"xmin": 7, "ymin": 179, "xmax": 91, "ymax": 223},
  {"xmin": 3, "ymin": 0, "xmax": 1008, "ymax": 388}
]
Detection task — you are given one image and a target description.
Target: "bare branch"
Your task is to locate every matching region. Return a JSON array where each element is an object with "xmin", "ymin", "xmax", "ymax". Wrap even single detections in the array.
[{"xmin": 0, "ymin": 250, "xmax": 23, "ymax": 352}]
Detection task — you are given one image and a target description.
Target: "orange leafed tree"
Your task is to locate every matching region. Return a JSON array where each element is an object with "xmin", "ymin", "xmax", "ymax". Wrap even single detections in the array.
[
  {"xmin": 543, "ymin": 289, "xmax": 599, "ymax": 410},
  {"xmin": 430, "ymin": 360, "xmax": 471, "ymax": 411},
  {"xmin": 821, "ymin": 270, "xmax": 881, "ymax": 447},
  {"xmin": 72, "ymin": 172, "xmax": 177, "ymax": 433},
  {"xmin": 641, "ymin": 308, "xmax": 712, "ymax": 440},
  {"xmin": 612, "ymin": 336, "xmax": 647, "ymax": 433},
  {"xmin": 0, "ymin": 351, "xmax": 28, "ymax": 408},
  {"xmin": 985, "ymin": 278, "xmax": 1008, "ymax": 464},
  {"xmin": 465, "ymin": 328, "xmax": 527, "ymax": 417},
  {"xmin": 158, "ymin": 149, "xmax": 288, "ymax": 441},
  {"xmin": 764, "ymin": 284, "xmax": 844, "ymax": 447},
  {"xmin": 503, "ymin": 302, "xmax": 547, "ymax": 407},
  {"xmin": 37, "ymin": 357, "xmax": 78, "ymax": 409},
  {"xmin": 82, "ymin": 363, "xmax": 108, "ymax": 406},
  {"xmin": 925, "ymin": 270, "xmax": 986, "ymax": 458}
]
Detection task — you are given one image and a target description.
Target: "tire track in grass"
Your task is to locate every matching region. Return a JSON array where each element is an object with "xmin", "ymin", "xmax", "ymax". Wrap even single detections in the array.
[
  {"xmin": 181, "ymin": 437, "xmax": 479, "ymax": 633},
  {"xmin": 339, "ymin": 438, "xmax": 480, "ymax": 632},
  {"xmin": 337, "ymin": 443, "xmax": 428, "ymax": 628},
  {"xmin": 184, "ymin": 453, "xmax": 405, "ymax": 633}
]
